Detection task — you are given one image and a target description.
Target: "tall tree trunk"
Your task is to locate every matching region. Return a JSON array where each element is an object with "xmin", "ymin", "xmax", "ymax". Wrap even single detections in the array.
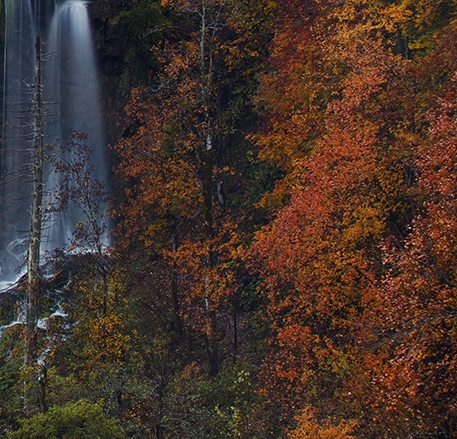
[
  {"xmin": 169, "ymin": 215, "xmax": 183, "ymax": 337},
  {"xmin": 25, "ymin": 34, "xmax": 44, "ymax": 368},
  {"xmin": 201, "ymin": 145, "xmax": 219, "ymax": 376},
  {"xmin": 25, "ymin": 34, "xmax": 47, "ymax": 414},
  {"xmin": 198, "ymin": 0, "xmax": 225, "ymax": 377},
  {"xmin": 232, "ymin": 297, "xmax": 238, "ymax": 363}
]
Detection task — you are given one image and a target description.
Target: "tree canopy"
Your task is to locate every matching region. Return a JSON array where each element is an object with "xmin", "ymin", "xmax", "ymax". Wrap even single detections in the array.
[{"xmin": 2, "ymin": 0, "xmax": 457, "ymax": 438}]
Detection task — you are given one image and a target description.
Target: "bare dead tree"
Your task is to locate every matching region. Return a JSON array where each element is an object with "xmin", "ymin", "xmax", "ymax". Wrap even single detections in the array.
[{"xmin": 25, "ymin": 34, "xmax": 44, "ymax": 369}]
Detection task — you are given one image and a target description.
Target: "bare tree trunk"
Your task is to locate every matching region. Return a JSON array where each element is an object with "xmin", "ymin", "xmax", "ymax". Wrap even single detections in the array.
[
  {"xmin": 198, "ymin": 1, "xmax": 220, "ymax": 377},
  {"xmin": 25, "ymin": 34, "xmax": 44, "ymax": 374},
  {"xmin": 23, "ymin": 34, "xmax": 46, "ymax": 413},
  {"xmin": 201, "ymin": 146, "xmax": 219, "ymax": 375},
  {"xmin": 169, "ymin": 215, "xmax": 183, "ymax": 337},
  {"xmin": 233, "ymin": 298, "xmax": 238, "ymax": 363}
]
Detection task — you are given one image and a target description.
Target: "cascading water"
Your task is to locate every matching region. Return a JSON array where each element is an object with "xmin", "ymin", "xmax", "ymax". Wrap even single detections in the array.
[
  {"xmin": 0, "ymin": 0, "xmax": 108, "ymax": 286},
  {"xmin": 0, "ymin": 0, "xmax": 36, "ymax": 282},
  {"xmin": 43, "ymin": 0, "xmax": 107, "ymax": 252}
]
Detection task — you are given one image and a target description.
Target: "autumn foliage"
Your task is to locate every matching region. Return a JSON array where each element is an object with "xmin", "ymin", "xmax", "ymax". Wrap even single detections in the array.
[
  {"xmin": 3, "ymin": 0, "xmax": 457, "ymax": 438},
  {"xmin": 248, "ymin": 0, "xmax": 457, "ymax": 437},
  {"xmin": 368, "ymin": 77, "xmax": 457, "ymax": 437}
]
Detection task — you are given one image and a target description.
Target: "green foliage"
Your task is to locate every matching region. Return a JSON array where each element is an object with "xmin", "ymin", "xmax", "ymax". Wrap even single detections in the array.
[
  {"xmin": 0, "ymin": 326, "xmax": 23, "ymax": 412},
  {"xmin": 119, "ymin": 0, "xmax": 166, "ymax": 83},
  {"xmin": 7, "ymin": 400, "xmax": 126, "ymax": 439},
  {"xmin": 91, "ymin": 0, "xmax": 166, "ymax": 87},
  {"xmin": 157, "ymin": 361, "xmax": 261, "ymax": 439}
]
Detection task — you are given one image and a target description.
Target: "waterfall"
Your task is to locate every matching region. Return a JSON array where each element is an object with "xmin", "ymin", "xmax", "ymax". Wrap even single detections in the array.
[
  {"xmin": 43, "ymin": 0, "xmax": 107, "ymax": 253},
  {"xmin": 0, "ymin": 0, "xmax": 108, "ymax": 285}
]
